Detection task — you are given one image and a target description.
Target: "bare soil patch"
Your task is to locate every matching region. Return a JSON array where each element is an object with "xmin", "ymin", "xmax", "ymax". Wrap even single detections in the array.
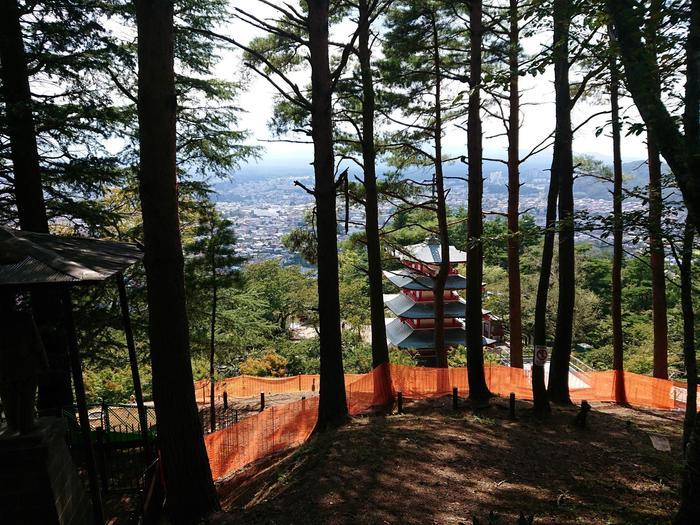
[
  {"xmin": 198, "ymin": 392, "xmax": 317, "ymax": 433},
  {"xmin": 212, "ymin": 396, "xmax": 684, "ymax": 525}
]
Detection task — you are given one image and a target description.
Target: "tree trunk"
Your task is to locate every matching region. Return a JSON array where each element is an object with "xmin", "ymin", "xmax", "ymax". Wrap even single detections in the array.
[
  {"xmin": 676, "ymin": 390, "xmax": 700, "ymax": 524},
  {"xmin": 0, "ymin": 0, "xmax": 48, "ymax": 232},
  {"xmin": 358, "ymin": 0, "xmax": 390, "ymax": 376},
  {"xmin": 308, "ymin": 0, "xmax": 349, "ymax": 429},
  {"xmin": 680, "ymin": 222, "xmax": 697, "ymax": 450},
  {"xmin": 430, "ymin": 10, "xmax": 450, "ymax": 369},
  {"xmin": 675, "ymin": 223, "xmax": 697, "ymax": 523},
  {"xmin": 610, "ymin": 43, "xmax": 626, "ymax": 402},
  {"xmin": 135, "ymin": 1, "xmax": 220, "ymax": 521},
  {"xmin": 209, "ymin": 244, "xmax": 217, "ymax": 433},
  {"xmin": 531, "ymin": 169, "xmax": 556, "ymax": 414},
  {"xmin": 606, "ymin": 0, "xmax": 700, "ymax": 234},
  {"xmin": 466, "ymin": 0, "xmax": 490, "ymax": 400},
  {"xmin": 674, "ymin": 3, "xmax": 700, "ymax": 519},
  {"xmin": 609, "ymin": 1, "xmax": 700, "ymax": 520},
  {"xmin": 507, "ymin": 0, "xmax": 524, "ymax": 369},
  {"xmin": 358, "ymin": 0, "xmax": 393, "ymax": 406},
  {"xmin": 687, "ymin": 0, "xmax": 700, "ymax": 233},
  {"xmin": 681, "ymin": 0, "xmax": 700, "ymax": 450},
  {"xmin": 548, "ymin": 0, "xmax": 575, "ymax": 405},
  {"xmin": 648, "ymin": 140, "xmax": 669, "ymax": 379},
  {"xmin": 0, "ymin": 0, "xmax": 73, "ymax": 415},
  {"xmin": 644, "ymin": 1, "xmax": 669, "ymax": 379}
]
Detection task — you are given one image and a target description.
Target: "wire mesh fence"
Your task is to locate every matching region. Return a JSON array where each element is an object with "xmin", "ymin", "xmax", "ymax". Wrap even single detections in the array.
[
  {"xmin": 63, "ymin": 404, "xmax": 155, "ymax": 493},
  {"xmin": 202, "ymin": 363, "xmax": 699, "ymax": 482}
]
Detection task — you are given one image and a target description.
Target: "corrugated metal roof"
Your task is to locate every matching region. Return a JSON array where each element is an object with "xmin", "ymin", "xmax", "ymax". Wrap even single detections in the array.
[{"xmin": 0, "ymin": 227, "xmax": 143, "ymax": 287}]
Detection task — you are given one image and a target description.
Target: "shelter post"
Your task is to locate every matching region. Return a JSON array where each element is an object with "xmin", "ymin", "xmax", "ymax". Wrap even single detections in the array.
[
  {"xmin": 116, "ymin": 272, "xmax": 150, "ymax": 459},
  {"xmin": 62, "ymin": 289, "xmax": 104, "ymax": 524}
]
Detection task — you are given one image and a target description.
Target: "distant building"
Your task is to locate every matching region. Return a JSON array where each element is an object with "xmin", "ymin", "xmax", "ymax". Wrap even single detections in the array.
[
  {"xmin": 488, "ymin": 171, "xmax": 505, "ymax": 185},
  {"xmin": 384, "ymin": 241, "xmax": 498, "ymax": 367}
]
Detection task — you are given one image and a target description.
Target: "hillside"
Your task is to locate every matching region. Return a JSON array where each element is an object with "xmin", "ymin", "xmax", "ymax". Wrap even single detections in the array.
[{"xmin": 212, "ymin": 397, "xmax": 683, "ymax": 525}]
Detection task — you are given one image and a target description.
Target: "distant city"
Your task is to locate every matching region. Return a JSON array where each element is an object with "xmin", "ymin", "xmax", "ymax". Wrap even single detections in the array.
[{"xmin": 212, "ymin": 156, "xmax": 657, "ymax": 264}]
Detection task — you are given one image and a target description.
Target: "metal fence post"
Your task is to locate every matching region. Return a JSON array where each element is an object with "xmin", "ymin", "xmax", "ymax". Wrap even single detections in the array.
[{"xmin": 102, "ymin": 401, "xmax": 110, "ymax": 433}]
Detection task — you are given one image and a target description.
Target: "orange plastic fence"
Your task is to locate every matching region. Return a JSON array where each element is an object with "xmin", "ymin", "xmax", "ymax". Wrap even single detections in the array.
[
  {"xmin": 205, "ymin": 396, "xmax": 319, "ymax": 480},
  {"xmin": 202, "ymin": 363, "xmax": 697, "ymax": 481},
  {"xmin": 387, "ymin": 364, "xmax": 696, "ymax": 410}
]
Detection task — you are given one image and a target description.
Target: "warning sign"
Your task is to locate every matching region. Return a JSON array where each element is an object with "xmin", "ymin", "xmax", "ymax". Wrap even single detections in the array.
[{"xmin": 533, "ymin": 345, "xmax": 548, "ymax": 366}]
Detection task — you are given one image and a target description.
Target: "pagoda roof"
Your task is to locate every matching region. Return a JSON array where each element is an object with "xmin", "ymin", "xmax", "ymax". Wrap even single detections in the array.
[
  {"xmin": 384, "ymin": 293, "xmax": 465, "ymax": 318},
  {"xmin": 383, "ymin": 269, "xmax": 466, "ymax": 290},
  {"xmin": 385, "ymin": 318, "xmax": 496, "ymax": 350},
  {"xmin": 384, "ymin": 293, "xmax": 492, "ymax": 319},
  {"xmin": 395, "ymin": 242, "xmax": 467, "ymax": 264}
]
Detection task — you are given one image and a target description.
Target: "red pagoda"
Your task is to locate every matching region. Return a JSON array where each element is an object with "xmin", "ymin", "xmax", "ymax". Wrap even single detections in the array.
[{"xmin": 384, "ymin": 241, "xmax": 498, "ymax": 366}]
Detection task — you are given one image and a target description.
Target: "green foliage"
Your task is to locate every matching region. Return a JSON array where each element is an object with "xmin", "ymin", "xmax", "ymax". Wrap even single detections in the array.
[
  {"xmin": 577, "ymin": 244, "xmax": 613, "ymax": 307},
  {"xmin": 184, "ymin": 204, "xmax": 244, "ymax": 355},
  {"xmin": 450, "ymin": 211, "xmax": 541, "ymax": 268},
  {"xmin": 242, "ymin": 260, "xmax": 317, "ymax": 331},
  {"xmin": 341, "ymin": 331, "xmax": 373, "ymax": 373},
  {"xmin": 277, "ymin": 338, "xmax": 321, "ymax": 376},
  {"xmin": 1, "ymin": 0, "xmax": 257, "ymax": 232},
  {"xmin": 84, "ymin": 362, "xmax": 152, "ymax": 405},
  {"xmin": 339, "ymin": 240, "xmax": 371, "ymax": 332},
  {"xmin": 281, "ymin": 210, "xmax": 318, "ymax": 264}
]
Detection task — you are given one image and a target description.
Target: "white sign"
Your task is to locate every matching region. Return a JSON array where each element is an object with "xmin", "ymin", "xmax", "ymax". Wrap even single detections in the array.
[{"xmin": 533, "ymin": 345, "xmax": 549, "ymax": 366}]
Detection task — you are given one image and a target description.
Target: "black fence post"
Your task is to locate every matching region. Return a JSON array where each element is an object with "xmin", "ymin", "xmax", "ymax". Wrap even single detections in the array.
[
  {"xmin": 575, "ymin": 400, "xmax": 591, "ymax": 428},
  {"xmin": 397, "ymin": 391, "xmax": 403, "ymax": 414},
  {"xmin": 452, "ymin": 387, "xmax": 459, "ymax": 410},
  {"xmin": 223, "ymin": 391, "xmax": 228, "ymax": 411},
  {"xmin": 509, "ymin": 393, "xmax": 516, "ymax": 420},
  {"xmin": 260, "ymin": 392, "xmax": 265, "ymax": 412},
  {"xmin": 102, "ymin": 401, "xmax": 110, "ymax": 433},
  {"xmin": 234, "ymin": 409, "xmax": 238, "ymax": 424}
]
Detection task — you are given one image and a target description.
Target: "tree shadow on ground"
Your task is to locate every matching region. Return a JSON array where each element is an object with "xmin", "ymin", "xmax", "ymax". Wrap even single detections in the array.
[{"xmin": 213, "ymin": 395, "xmax": 683, "ymax": 525}]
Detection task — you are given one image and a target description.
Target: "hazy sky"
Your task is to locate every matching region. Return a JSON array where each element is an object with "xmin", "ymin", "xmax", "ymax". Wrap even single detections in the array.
[{"xmin": 211, "ymin": 3, "xmax": 651, "ymax": 167}]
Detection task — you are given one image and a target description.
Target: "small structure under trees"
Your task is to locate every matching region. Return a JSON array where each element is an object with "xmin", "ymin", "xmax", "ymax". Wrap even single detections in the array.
[{"xmin": 0, "ymin": 226, "xmax": 147, "ymax": 524}]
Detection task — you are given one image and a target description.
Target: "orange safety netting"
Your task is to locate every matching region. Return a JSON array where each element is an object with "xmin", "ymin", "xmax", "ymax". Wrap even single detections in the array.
[
  {"xmin": 204, "ymin": 372, "xmax": 377, "ymax": 479},
  {"xmin": 205, "ymin": 395, "xmax": 319, "ymax": 480},
  {"xmin": 203, "ymin": 363, "xmax": 698, "ymax": 481}
]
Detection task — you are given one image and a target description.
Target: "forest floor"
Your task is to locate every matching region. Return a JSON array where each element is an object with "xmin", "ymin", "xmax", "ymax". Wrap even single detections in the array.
[
  {"xmin": 198, "ymin": 392, "xmax": 318, "ymax": 433},
  {"xmin": 211, "ymin": 395, "xmax": 684, "ymax": 525}
]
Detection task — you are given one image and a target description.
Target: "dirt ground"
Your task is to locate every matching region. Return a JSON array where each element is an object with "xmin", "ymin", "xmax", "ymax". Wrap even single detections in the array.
[
  {"xmin": 199, "ymin": 392, "xmax": 318, "ymax": 433},
  {"xmin": 212, "ymin": 396, "xmax": 685, "ymax": 525}
]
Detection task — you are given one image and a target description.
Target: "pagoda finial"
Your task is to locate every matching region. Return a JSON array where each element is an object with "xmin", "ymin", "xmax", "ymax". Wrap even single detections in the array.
[{"xmin": 424, "ymin": 234, "xmax": 440, "ymax": 246}]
